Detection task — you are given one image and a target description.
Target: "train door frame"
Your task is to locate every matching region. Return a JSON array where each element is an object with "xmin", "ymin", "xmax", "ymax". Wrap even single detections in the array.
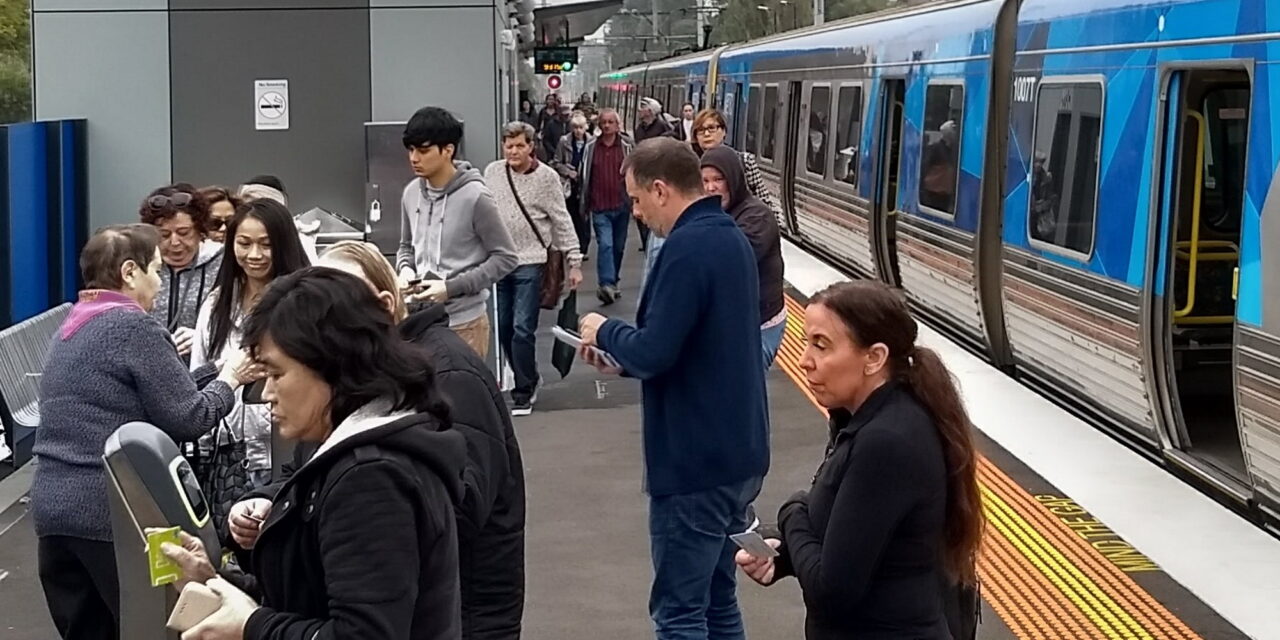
[
  {"xmin": 780, "ymin": 80, "xmax": 805, "ymax": 235},
  {"xmin": 1145, "ymin": 60, "xmax": 1254, "ymax": 501},
  {"xmin": 872, "ymin": 77, "xmax": 907, "ymax": 286}
]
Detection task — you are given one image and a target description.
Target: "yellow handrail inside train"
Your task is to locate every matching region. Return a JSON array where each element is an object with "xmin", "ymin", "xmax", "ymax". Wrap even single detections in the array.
[{"xmin": 1174, "ymin": 110, "xmax": 1207, "ymax": 321}]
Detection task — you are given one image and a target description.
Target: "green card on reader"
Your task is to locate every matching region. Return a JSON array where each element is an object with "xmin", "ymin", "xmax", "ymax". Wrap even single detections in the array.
[{"xmin": 146, "ymin": 526, "xmax": 183, "ymax": 588}]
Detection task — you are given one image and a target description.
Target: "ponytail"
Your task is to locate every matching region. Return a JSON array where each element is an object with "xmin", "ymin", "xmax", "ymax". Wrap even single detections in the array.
[{"xmin": 903, "ymin": 346, "xmax": 984, "ymax": 585}]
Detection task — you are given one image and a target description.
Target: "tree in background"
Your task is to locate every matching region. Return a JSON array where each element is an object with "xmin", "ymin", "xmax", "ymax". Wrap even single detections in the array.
[{"xmin": 0, "ymin": 0, "xmax": 31, "ymax": 124}]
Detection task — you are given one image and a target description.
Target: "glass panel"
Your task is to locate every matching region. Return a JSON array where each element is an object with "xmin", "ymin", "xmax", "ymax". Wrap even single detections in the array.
[
  {"xmin": 762, "ymin": 85, "xmax": 779, "ymax": 160},
  {"xmin": 746, "ymin": 86, "xmax": 762, "ymax": 154},
  {"xmin": 835, "ymin": 85, "xmax": 864, "ymax": 187},
  {"xmin": 806, "ymin": 86, "xmax": 831, "ymax": 176},
  {"xmin": 918, "ymin": 83, "xmax": 964, "ymax": 215},
  {"xmin": 1030, "ymin": 83, "xmax": 1103, "ymax": 255}
]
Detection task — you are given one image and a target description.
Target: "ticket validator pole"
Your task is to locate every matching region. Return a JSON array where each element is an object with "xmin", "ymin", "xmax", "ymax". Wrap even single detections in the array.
[{"xmin": 104, "ymin": 422, "xmax": 224, "ymax": 639}]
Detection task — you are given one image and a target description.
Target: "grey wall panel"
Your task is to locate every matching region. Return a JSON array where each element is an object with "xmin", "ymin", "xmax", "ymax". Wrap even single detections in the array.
[
  {"xmin": 170, "ymin": 0, "xmax": 367, "ymax": 9},
  {"xmin": 372, "ymin": 0, "xmax": 494, "ymax": 6},
  {"xmin": 33, "ymin": 12, "xmax": 171, "ymax": 230},
  {"xmin": 169, "ymin": 9, "xmax": 371, "ymax": 221},
  {"xmin": 371, "ymin": 7, "xmax": 501, "ymax": 166},
  {"xmin": 34, "ymin": 0, "xmax": 166, "ymax": 11}
]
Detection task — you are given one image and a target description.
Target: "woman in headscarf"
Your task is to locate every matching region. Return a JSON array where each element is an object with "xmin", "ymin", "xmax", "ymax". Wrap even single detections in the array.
[{"xmin": 700, "ymin": 146, "xmax": 786, "ymax": 369}]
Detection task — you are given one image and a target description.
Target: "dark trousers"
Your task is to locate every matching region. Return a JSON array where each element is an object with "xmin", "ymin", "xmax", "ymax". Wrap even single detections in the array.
[
  {"xmin": 648, "ymin": 476, "xmax": 763, "ymax": 640},
  {"xmin": 636, "ymin": 216, "xmax": 651, "ymax": 250},
  {"xmin": 568, "ymin": 191, "xmax": 591, "ymax": 257},
  {"xmin": 497, "ymin": 263, "xmax": 545, "ymax": 403},
  {"xmin": 39, "ymin": 536, "xmax": 120, "ymax": 640}
]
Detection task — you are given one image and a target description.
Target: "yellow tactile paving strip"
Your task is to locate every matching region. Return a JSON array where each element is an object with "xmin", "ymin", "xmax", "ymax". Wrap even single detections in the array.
[{"xmin": 775, "ymin": 294, "xmax": 1203, "ymax": 640}]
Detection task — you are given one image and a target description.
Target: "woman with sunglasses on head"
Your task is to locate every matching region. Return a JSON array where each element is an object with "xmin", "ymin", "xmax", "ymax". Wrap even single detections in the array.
[
  {"xmin": 139, "ymin": 184, "xmax": 225, "ymax": 358},
  {"xmin": 189, "ymin": 199, "xmax": 311, "ymax": 529},
  {"xmin": 200, "ymin": 186, "xmax": 244, "ymax": 245},
  {"xmin": 735, "ymin": 281, "xmax": 983, "ymax": 639}
]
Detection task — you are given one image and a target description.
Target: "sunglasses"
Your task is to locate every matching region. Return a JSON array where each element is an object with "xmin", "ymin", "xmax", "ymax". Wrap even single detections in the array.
[{"xmin": 147, "ymin": 192, "xmax": 193, "ymax": 210}]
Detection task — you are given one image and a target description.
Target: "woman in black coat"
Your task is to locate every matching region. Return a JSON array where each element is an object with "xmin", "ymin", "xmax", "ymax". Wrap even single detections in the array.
[
  {"xmin": 162, "ymin": 267, "xmax": 468, "ymax": 640},
  {"xmin": 735, "ymin": 281, "xmax": 984, "ymax": 640}
]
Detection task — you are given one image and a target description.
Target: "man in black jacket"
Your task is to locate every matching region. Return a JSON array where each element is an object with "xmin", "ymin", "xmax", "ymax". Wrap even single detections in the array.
[
  {"xmin": 228, "ymin": 300, "xmax": 527, "ymax": 640},
  {"xmin": 400, "ymin": 301, "xmax": 527, "ymax": 640}
]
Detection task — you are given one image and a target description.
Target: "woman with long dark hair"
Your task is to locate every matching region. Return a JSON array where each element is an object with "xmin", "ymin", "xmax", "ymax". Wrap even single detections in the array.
[
  {"xmin": 190, "ymin": 198, "xmax": 310, "ymax": 520},
  {"xmin": 736, "ymin": 281, "xmax": 983, "ymax": 639},
  {"xmin": 160, "ymin": 267, "xmax": 467, "ymax": 640}
]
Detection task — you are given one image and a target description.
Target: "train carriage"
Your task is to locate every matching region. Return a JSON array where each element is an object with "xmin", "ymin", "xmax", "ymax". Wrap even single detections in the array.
[{"xmin": 603, "ymin": 0, "xmax": 1280, "ymax": 532}]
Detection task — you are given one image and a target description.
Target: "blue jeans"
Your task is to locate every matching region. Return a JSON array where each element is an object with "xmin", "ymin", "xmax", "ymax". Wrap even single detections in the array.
[
  {"xmin": 649, "ymin": 476, "xmax": 764, "ymax": 640},
  {"xmin": 640, "ymin": 235, "xmax": 666, "ymax": 299},
  {"xmin": 761, "ymin": 318, "xmax": 786, "ymax": 370},
  {"xmin": 497, "ymin": 264, "xmax": 544, "ymax": 402},
  {"xmin": 592, "ymin": 209, "xmax": 630, "ymax": 287}
]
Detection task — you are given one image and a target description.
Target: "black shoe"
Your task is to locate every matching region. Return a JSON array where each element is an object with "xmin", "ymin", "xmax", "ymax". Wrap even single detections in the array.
[
  {"xmin": 597, "ymin": 287, "xmax": 616, "ymax": 305},
  {"xmin": 510, "ymin": 400, "xmax": 532, "ymax": 417}
]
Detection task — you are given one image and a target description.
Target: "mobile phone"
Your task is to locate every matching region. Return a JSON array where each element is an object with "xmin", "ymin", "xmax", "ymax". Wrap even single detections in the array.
[
  {"xmin": 166, "ymin": 581, "xmax": 221, "ymax": 631},
  {"xmin": 552, "ymin": 327, "xmax": 621, "ymax": 369},
  {"xmin": 729, "ymin": 530, "xmax": 779, "ymax": 558}
]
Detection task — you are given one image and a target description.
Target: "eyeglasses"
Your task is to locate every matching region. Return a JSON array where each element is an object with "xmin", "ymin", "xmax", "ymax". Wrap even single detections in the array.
[
  {"xmin": 695, "ymin": 124, "xmax": 724, "ymax": 135},
  {"xmin": 146, "ymin": 192, "xmax": 193, "ymax": 210}
]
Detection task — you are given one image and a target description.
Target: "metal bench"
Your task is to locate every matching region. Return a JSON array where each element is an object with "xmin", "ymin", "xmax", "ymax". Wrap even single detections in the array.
[{"xmin": 0, "ymin": 303, "xmax": 71, "ymax": 467}]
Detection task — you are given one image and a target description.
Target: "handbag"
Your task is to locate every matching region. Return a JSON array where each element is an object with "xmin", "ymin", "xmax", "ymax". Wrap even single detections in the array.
[
  {"xmin": 198, "ymin": 417, "xmax": 251, "ymax": 543},
  {"xmin": 506, "ymin": 164, "xmax": 566, "ymax": 310}
]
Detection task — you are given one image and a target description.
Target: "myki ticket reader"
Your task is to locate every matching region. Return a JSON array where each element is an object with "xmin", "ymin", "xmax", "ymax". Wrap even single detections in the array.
[{"xmin": 104, "ymin": 421, "xmax": 223, "ymax": 639}]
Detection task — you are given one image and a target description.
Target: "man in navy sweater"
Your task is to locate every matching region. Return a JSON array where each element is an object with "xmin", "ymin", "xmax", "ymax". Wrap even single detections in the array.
[{"xmin": 579, "ymin": 137, "xmax": 770, "ymax": 640}]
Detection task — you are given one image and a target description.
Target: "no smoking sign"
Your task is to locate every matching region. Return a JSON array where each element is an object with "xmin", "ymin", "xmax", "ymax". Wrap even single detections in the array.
[{"xmin": 254, "ymin": 79, "xmax": 290, "ymax": 131}]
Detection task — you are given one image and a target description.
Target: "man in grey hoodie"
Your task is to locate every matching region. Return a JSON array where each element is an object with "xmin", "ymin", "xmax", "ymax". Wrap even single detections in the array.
[{"xmin": 396, "ymin": 106, "xmax": 518, "ymax": 358}]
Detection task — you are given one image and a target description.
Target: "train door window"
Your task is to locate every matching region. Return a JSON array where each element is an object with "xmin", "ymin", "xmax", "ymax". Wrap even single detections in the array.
[
  {"xmin": 746, "ymin": 85, "xmax": 762, "ymax": 154},
  {"xmin": 762, "ymin": 84, "xmax": 780, "ymax": 161},
  {"xmin": 835, "ymin": 84, "xmax": 864, "ymax": 189},
  {"xmin": 917, "ymin": 82, "xmax": 964, "ymax": 217},
  {"xmin": 1029, "ymin": 81, "xmax": 1103, "ymax": 257},
  {"xmin": 731, "ymin": 82, "xmax": 744, "ymax": 141},
  {"xmin": 805, "ymin": 85, "xmax": 832, "ymax": 177}
]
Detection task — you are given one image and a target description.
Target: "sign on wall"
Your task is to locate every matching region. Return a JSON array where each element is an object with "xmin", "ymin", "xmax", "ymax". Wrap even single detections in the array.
[{"xmin": 254, "ymin": 79, "xmax": 290, "ymax": 131}]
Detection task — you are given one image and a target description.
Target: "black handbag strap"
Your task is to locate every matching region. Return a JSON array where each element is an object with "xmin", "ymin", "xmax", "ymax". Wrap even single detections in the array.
[{"xmin": 506, "ymin": 164, "xmax": 549, "ymax": 249}]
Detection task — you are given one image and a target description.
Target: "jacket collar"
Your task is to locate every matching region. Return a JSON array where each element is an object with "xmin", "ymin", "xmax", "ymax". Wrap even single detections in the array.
[
  {"xmin": 828, "ymin": 380, "xmax": 900, "ymax": 444},
  {"xmin": 670, "ymin": 195, "xmax": 728, "ymax": 234},
  {"xmin": 307, "ymin": 398, "xmax": 412, "ymax": 465},
  {"xmin": 61, "ymin": 290, "xmax": 143, "ymax": 340}
]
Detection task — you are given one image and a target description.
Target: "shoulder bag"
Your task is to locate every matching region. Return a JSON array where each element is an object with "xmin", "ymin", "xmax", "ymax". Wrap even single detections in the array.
[{"xmin": 506, "ymin": 164, "xmax": 566, "ymax": 310}]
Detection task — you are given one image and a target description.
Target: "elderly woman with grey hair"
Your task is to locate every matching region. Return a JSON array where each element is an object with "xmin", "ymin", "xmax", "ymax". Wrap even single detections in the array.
[
  {"xmin": 484, "ymin": 121, "xmax": 583, "ymax": 415},
  {"xmin": 553, "ymin": 113, "xmax": 595, "ymax": 257}
]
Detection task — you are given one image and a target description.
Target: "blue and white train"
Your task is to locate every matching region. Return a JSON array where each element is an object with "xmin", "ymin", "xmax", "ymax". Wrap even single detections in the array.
[{"xmin": 601, "ymin": 0, "xmax": 1280, "ymax": 532}]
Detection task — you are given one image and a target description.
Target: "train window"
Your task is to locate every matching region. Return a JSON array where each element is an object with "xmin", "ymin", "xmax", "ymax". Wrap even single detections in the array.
[
  {"xmin": 835, "ymin": 84, "xmax": 864, "ymax": 188},
  {"xmin": 918, "ymin": 82, "xmax": 964, "ymax": 216},
  {"xmin": 806, "ymin": 85, "xmax": 832, "ymax": 176},
  {"xmin": 1029, "ymin": 82, "xmax": 1103, "ymax": 257},
  {"xmin": 746, "ymin": 85, "xmax": 762, "ymax": 154},
  {"xmin": 762, "ymin": 85, "xmax": 779, "ymax": 161},
  {"xmin": 1200, "ymin": 87, "xmax": 1249, "ymax": 234}
]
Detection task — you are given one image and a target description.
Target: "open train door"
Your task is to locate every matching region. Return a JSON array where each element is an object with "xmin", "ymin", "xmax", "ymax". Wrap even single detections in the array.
[
  {"xmin": 1148, "ymin": 65, "xmax": 1254, "ymax": 504},
  {"xmin": 871, "ymin": 78, "xmax": 906, "ymax": 286}
]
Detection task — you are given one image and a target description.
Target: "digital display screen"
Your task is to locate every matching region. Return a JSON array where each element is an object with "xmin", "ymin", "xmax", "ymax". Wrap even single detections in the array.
[{"xmin": 175, "ymin": 459, "xmax": 209, "ymax": 523}]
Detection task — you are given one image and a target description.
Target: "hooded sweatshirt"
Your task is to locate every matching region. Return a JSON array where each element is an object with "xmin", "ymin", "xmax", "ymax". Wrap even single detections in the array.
[
  {"xmin": 152, "ymin": 241, "xmax": 224, "ymax": 332},
  {"xmin": 397, "ymin": 161, "xmax": 519, "ymax": 327},
  {"xmin": 701, "ymin": 146, "xmax": 785, "ymax": 323},
  {"xmin": 245, "ymin": 403, "xmax": 467, "ymax": 640}
]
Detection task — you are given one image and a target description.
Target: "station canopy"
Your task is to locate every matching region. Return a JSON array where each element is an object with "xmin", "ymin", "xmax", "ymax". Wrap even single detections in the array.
[{"xmin": 529, "ymin": 0, "xmax": 623, "ymax": 48}]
